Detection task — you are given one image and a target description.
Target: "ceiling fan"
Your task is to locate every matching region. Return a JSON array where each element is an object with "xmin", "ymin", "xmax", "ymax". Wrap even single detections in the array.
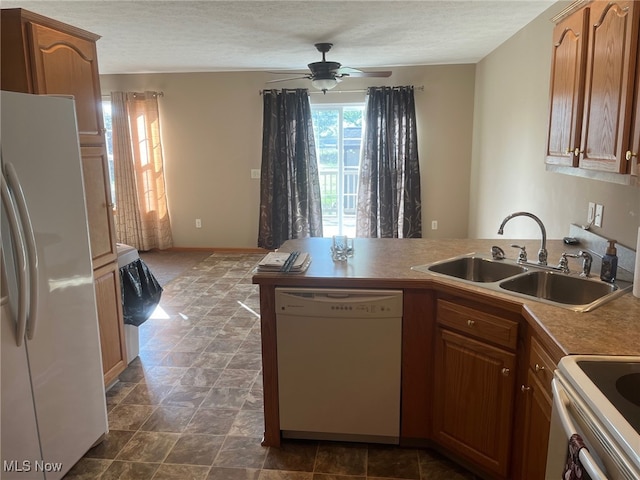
[{"xmin": 268, "ymin": 43, "xmax": 392, "ymax": 93}]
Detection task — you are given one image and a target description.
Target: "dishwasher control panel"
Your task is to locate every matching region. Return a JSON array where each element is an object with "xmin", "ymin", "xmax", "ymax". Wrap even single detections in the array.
[{"xmin": 275, "ymin": 288, "xmax": 403, "ymax": 318}]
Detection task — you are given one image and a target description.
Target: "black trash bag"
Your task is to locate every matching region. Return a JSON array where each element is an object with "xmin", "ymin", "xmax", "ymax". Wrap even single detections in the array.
[{"xmin": 119, "ymin": 259, "xmax": 163, "ymax": 326}]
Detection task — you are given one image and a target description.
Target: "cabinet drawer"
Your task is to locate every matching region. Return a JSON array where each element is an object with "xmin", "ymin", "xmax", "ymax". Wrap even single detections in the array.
[
  {"xmin": 437, "ymin": 299, "xmax": 518, "ymax": 350},
  {"xmin": 529, "ymin": 336, "xmax": 556, "ymax": 394}
]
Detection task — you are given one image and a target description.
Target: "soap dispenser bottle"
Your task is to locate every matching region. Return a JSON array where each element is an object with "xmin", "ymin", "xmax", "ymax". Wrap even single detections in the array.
[{"xmin": 600, "ymin": 240, "xmax": 618, "ymax": 283}]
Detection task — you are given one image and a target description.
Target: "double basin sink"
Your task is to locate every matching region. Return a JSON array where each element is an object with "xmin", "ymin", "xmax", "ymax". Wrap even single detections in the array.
[{"xmin": 412, "ymin": 254, "xmax": 631, "ymax": 312}]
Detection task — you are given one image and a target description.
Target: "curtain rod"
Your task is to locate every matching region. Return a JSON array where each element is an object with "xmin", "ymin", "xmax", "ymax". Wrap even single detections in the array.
[
  {"xmin": 259, "ymin": 85, "xmax": 424, "ymax": 96},
  {"xmin": 101, "ymin": 91, "xmax": 164, "ymax": 99}
]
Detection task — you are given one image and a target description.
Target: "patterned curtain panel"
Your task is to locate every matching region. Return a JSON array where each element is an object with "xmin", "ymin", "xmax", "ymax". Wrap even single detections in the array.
[
  {"xmin": 257, "ymin": 89, "xmax": 323, "ymax": 249},
  {"xmin": 356, "ymin": 86, "xmax": 422, "ymax": 238},
  {"xmin": 111, "ymin": 91, "xmax": 173, "ymax": 251}
]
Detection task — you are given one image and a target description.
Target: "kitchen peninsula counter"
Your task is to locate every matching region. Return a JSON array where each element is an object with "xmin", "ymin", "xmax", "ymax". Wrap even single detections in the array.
[
  {"xmin": 252, "ymin": 237, "xmax": 640, "ymax": 451},
  {"xmin": 253, "ymin": 237, "xmax": 640, "ymax": 357}
]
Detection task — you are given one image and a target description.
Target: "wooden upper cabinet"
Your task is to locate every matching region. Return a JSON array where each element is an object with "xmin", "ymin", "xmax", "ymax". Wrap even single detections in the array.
[
  {"xmin": 546, "ymin": 8, "xmax": 588, "ymax": 166},
  {"xmin": 579, "ymin": 1, "xmax": 639, "ymax": 173},
  {"xmin": 82, "ymin": 146, "xmax": 117, "ymax": 269},
  {"xmin": 546, "ymin": 1, "xmax": 640, "ymax": 177},
  {"xmin": 1, "ymin": 8, "xmax": 105, "ymax": 146}
]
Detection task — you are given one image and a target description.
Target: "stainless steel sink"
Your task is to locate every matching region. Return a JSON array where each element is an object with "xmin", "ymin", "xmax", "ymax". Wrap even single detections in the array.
[
  {"xmin": 499, "ymin": 271, "xmax": 618, "ymax": 307},
  {"xmin": 424, "ymin": 256, "xmax": 527, "ymax": 282},
  {"xmin": 412, "ymin": 253, "xmax": 632, "ymax": 312}
]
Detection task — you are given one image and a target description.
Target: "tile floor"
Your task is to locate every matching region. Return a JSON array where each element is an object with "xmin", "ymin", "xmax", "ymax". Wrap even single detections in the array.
[{"xmin": 64, "ymin": 252, "xmax": 478, "ymax": 480}]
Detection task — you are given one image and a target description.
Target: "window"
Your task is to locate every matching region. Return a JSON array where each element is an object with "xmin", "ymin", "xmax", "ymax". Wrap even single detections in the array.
[
  {"xmin": 102, "ymin": 100, "xmax": 116, "ymax": 205},
  {"xmin": 311, "ymin": 104, "xmax": 364, "ymax": 237}
]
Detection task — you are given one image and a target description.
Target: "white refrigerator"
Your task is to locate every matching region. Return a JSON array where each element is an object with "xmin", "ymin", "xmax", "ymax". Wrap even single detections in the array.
[{"xmin": 1, "ymin": 91, "xmax": 108, "ymax": 479}]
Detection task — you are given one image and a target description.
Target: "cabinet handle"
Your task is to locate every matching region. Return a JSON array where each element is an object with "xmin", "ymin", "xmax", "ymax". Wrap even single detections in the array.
[
  {"xmin": 574, "ymin": 148, "xmax": 584, "ymax": 156},
  {"xmin": 467, "ymin": 319, "xmax": 475, "ymax": 327},
  {"xmin": 501, "ymin": 367, "xmax": 510, "ymax": 377},
  {"xmin": 535, "ymin": 363, "xmax": 545, "ymax": 372},
  {"xmin": 521, "ymin": 385, "xmax": 531, "ymax": 393},
  {"xmin": 626, "ymin": 150, "xmax": 637, "ymax": 161}
]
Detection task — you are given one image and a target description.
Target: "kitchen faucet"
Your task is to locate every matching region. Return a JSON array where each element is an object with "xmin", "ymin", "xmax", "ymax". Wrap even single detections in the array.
[{"xmin": 497, "ymin": 212, "xmax": 548, "ymax": 265}]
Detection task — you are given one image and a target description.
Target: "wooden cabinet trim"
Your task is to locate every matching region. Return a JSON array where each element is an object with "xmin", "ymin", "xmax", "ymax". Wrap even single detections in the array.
[{"xmin": 400, "ymin": 289, "xmax": 435, "ymax": 442}]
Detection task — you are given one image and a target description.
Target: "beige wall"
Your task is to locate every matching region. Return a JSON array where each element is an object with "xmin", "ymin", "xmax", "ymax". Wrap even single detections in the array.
[
  {"xmin": 470, "ymin": 1, "xmax": 640, "ymax": 249},
  {"xmin": 101, "ymin": 0, "xmax": 640, "ymax": 252},
  {"xmin": 101, "ymin": 64, "xmax": 476, "ymax": 248}
]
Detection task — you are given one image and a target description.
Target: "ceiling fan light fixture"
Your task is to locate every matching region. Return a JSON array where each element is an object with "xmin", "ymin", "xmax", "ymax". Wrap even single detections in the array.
[{"xmin": 311, "ymin": 77, "xmax": 338, "ymax": 92}]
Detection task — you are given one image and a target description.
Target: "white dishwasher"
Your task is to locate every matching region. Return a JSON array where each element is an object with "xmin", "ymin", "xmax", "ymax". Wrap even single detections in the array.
[{"xmin": 275, "ymin": 287, "xmax": 403, "ymax": 444}]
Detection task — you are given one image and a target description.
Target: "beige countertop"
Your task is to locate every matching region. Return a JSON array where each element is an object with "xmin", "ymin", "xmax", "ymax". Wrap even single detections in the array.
[{"xmin": 253, "ymin": 237, "xmax": 640, "ymax": 357}]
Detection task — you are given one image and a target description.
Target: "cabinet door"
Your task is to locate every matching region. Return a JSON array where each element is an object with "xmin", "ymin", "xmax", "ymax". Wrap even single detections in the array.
[
  {"xmin": 94, "ymin": 262, "xmax": 127, "ymax": 387},
  {"xmin": 546, "ymin": 8, "xmax": 588, "ymax": 166},
  {"xmin": 518, "ymin": 371, "xmax": 552, "ymax": 480},
  {"xmin": 433, "ymin": 328, "xmax": 516, "ymax": 478},
  {"xmin": 81, "ymin": 146, "xmax": 117, "ymax": 270},
  {"xmin": 579, "ymin": 1, "xmax": 640, "ymax": 173},
  {"xmin": 28, "ymin": 22, "xmax": 105, "ymax": 146}
]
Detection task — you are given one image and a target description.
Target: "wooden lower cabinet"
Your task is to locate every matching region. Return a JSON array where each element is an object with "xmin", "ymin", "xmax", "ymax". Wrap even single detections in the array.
[
  {"xmin": 94, "ymin": 261, "xmax": 127, "ymax": 386},
  {"xmin": 513, "ymin": 334, "xmax": 556, "ymax": 479},
  {"xmin": 433, "ymin": 328, "xmax": 517, "ymax": 478},
  {"xmin": 516, "ymin": 370, "xmax": 552, "ymax": 480},
  {"xmin": 432, "ymin": 298, "xmax": 519, "ymax": 479}
]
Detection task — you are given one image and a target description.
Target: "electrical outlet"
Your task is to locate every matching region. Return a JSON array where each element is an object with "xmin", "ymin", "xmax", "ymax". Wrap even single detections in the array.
[
  {"xmin": 431, "ymin": 220, "xmax": 438, "ymax": 230},
  {"xmin": 587, "ymin": 202, "xmax": 595, "ymax": 223},
  {"xmin": 195, "ymin": 218, "xmax": 202, "ymax": 228},
  {"xmin": 594, "ymin": 204, "xmax": 604, "ymax": 228},
  {"xmin": 251, "ymin": 169, "xmax": 261, "ymax": 179}
]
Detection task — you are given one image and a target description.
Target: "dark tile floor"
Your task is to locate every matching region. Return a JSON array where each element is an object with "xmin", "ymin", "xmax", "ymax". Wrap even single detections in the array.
[{"xmin": 64, "ymin": 252, "xmax": 478, "ymax": 480}]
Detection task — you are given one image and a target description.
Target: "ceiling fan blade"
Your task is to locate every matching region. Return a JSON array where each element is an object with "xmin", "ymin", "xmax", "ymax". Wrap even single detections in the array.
[
  {"xmin": 268, "ymin": 71, "xmax": 308, "ymax": 75},
  {"xmin": 266, "ymin": 76, "xmax": 310, "ymax": 83},
  {"xmin": 338, "ymin": 68, "xmax": 392, "ymax": 78}
]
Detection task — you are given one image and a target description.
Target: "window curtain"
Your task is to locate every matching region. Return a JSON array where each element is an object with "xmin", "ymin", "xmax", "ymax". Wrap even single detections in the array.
[
  {"xmin": 257, "ymin": 89, "xmax": 323, "ymax": 249},
  {"xmin": 356, "ymin": 86, "xmax": 422, "ymax": 238},
  {"xmin": 111, "ymin": 91, "xmax": 173, "ymax": 251}
]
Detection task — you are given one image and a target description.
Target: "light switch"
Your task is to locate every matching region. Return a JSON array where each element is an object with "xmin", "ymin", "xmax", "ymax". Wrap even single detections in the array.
[
  {"xmin": 594, "ymin": 204, "xmax": 604, "ymax": 228},
  {"xmin": 588, "ymin": 202, "xmax": 595, "ymax": 223}
]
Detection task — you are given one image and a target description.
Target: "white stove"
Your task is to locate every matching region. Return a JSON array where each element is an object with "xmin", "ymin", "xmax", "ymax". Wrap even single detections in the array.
[{"xmin": 546, "ymin": 355, "xmax": 640, "ymax": 479}]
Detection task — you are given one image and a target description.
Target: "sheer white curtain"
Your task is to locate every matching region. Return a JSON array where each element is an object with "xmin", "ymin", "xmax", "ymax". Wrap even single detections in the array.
[{"xmin": 111, "ymin": 91, "xmax": 173, "ymax": 251}]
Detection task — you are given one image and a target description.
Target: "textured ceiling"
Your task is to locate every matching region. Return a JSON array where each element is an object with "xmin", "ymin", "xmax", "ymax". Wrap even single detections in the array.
[{"xmin": 3, "ymin": 1, "xmax": 557, "ymax": 74}]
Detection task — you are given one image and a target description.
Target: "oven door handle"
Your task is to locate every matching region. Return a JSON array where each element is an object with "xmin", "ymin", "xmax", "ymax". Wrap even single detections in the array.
[{"xmin": 552, "ymin": 379, "xmax": 609, "ymax": 480}]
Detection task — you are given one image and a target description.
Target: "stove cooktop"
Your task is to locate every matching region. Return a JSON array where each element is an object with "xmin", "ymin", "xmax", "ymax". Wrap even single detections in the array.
[{"xmin": 577, "ymin": 360, "xmax": 640, "ymax": 436}]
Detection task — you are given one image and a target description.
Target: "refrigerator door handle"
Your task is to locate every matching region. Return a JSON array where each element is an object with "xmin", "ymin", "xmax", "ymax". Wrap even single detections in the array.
[
  {"xmin": 0, "ymin": 171, "xmax": 29, "ymax": 346},
  {"xmin": 4, "ymin": 162, "xmax": 39, "ymax": 340}
]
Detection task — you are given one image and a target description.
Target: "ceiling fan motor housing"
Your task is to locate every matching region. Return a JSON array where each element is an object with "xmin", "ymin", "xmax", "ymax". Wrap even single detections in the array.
[{"xmin": 308, "ymin": 61, "xmax": 342, "ymax": 79}]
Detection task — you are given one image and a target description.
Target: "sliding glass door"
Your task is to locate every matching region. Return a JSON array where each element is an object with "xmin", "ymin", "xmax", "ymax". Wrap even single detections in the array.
[{"xmin": 311, "ymin": 105, "xmax": 364, "ymax": 237}]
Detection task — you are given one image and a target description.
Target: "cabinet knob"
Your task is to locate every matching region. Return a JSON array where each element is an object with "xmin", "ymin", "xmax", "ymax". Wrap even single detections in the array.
[
  {"xmin": 521, "ymin": 385, "xmax": 531, "ymax": 393},
  {"xmin": 535, "ymin": 363, "xmax": 545, "ymax": 372},
  {"xmin": 501, "ymin": 367, "xmax": 510, "ymax": 377},
  {"xmin": 574, "ymin": 148, "xmax": 584, "ymax": 156},
  {"xmin": 467, "ymin": 319, "xmax": 475, "ymax": 327},
  {"xmin": 626, "ymin": 150, "xmax": 637, "ymax": 161}
]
